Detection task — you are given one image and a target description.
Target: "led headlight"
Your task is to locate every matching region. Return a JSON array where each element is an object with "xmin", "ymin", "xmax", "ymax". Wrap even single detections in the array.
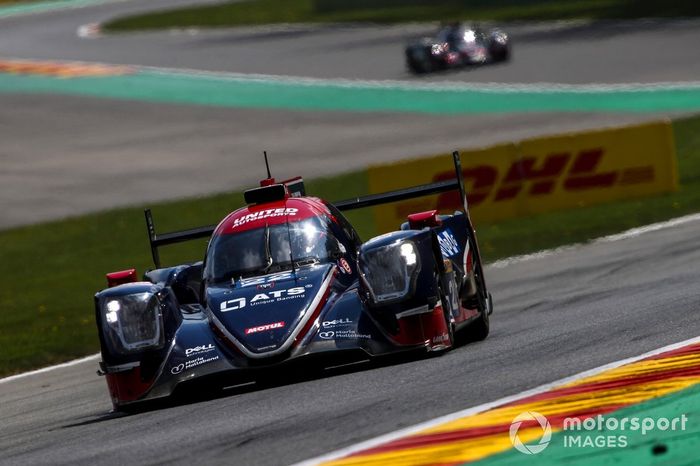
[
  {"xmin": 361, "ymin": 240, "xmax": 420, "ymax": 303},
  {"xmin": 101, "ymin": 292, "xmax": 164, "ymax": 354},
  {"xmin": 400, "ymin": 243, "xmax": 417, "ymax": 266},
  {"xmin": 491, "ymin": 31, "xmax": 508, "ymax": 44},
  {"xmin": 431, "ymin": 43, "xmax": 447, "ymax": 55}
]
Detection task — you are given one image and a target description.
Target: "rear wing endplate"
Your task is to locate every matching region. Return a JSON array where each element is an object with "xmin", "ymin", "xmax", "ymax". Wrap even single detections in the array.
[{"xmin": 145, "ymin": 151, "xmax": 468, "ymax": 268}]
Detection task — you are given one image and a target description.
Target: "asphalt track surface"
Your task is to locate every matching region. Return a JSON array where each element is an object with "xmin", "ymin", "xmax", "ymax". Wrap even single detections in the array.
[
  {"xmin": 0, "ymin": 94, "xmax": 663, "ymax": 230},
  {"xmin": 2, "ymin": 2, "xmax": 700, "ymax": 465},
  {"xmin": 1, "ymin": 1, "xmax": 700, "ymax": 228},
  {"xmin": 3, "ymin": 217, "xmax": 700, "ymax": 466}
]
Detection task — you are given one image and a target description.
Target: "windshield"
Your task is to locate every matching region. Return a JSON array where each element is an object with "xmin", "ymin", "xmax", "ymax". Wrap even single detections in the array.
[
  {"xmin": 204, "ymin": 217, "xmax": 341, "ymax": 283},
  {"xmin": 436, "ymin": 27, "xmax": 476, "ymax": 44}
]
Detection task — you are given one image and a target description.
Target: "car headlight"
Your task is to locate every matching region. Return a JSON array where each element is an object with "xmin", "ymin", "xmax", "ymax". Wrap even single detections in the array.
[
  {"xmin": 100, "ymin": 292, "xmax": 164, "ymax": 354},
  {"xmin": 431, "ymin": 43, "xmax": 447, "ymax": 55},
  {"xmin": 360, "ymin": 240, "xmax": 420, "ymax": 304},
  {"xmin": 492, "ymin": 31, "xmax": 508, "ymax": 44}
]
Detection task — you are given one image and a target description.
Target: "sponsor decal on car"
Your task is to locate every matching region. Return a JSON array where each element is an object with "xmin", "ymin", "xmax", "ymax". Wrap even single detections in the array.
[
  {"xmin": 220, "ymin": 286, "xmax": 311, "ymax": 312},
  {"xmin": 185, "ymin": 344, "xmax": 215, "ymax": 357},
  {"xmin": 170, "ymin": 355, "xmax": 219, "ymax": 375},
  {"xmin": 318, "ymin": 330, "xmax": 370, "ymax": 340},
  {"xmin": 338, "ymin": 258, "xmax": 352, "ymax": 274},
  {"xmin": 220, "ymin": 297, "xmax": 246, "ymax": 312},
  {"xmin": 239, "ymin": 271, "xmax": 294, "ymax": 288},
  {"xmin": 245, "ymin": 321, "xmax": 285, "ymax": 335},
  {"xmin": 232, "ymin": 208, "xmax": 298, "ymax": 229},
  {"xmin": 437, "ymin": 229, "xmax": 460, "ymax": 257},
  {"xmin": 322, "ymin": 318, "xmax": 352, "ymax": 328},
  {"xmin": 250, "ymin": 287, "xmax": 307, "ymax": 306}
]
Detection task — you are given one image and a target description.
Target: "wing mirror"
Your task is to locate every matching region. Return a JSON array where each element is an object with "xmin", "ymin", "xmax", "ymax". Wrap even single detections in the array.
[{"xmin": 329, "ymin": 237, "xmax": 346, "ymax": 260}]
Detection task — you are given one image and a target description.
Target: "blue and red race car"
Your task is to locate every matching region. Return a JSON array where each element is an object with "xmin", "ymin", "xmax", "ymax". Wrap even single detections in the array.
[
  {"xmin": 405, "ymin": 23, "xmax": 510, "ymax": 74},
  {"xmin": 95, "ymin": 152, "xmax": 493, "ymax": 410}
]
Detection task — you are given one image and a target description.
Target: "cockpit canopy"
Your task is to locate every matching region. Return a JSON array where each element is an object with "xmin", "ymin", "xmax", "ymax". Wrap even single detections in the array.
[
  {"xmin": 436, "ymin": 25, "xmax": 479, "ymax": 44},
  {"xmin": 204, "ymin": 208, "xmax": 344, "ymax": 284}
]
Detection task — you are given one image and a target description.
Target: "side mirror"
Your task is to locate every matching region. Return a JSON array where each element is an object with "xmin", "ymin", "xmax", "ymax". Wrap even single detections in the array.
[{"xmin": 328, "ymin": 237, "xmax": 346, "ymax": 260}]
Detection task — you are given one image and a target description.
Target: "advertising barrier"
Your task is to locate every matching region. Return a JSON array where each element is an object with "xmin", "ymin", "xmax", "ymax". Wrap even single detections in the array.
[{"xmin": 369, "ymin": 121, "xmax": 678, "ymax": 231}]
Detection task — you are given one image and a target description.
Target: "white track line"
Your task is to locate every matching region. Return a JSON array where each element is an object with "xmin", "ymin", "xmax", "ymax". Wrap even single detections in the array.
[
  {"xmin": 0, "ymin": 353, "xmax": 99, "ymax": 385},
  {"xmin": 598, "ymin": 212, "xmax": 700, "ymax": 242},
  {"xmin": 5, "ymin": 54, "xmax": 700, "ymax": 93},
  {"xmin": 490, "ymin": 212, "xmax": 700, "ymax": 269},
  {"xmin": 292, "ymin": 335, "xmax": 700, "ymax": 466},
  {"xmin": 138, "ymin": 65, "xmax": 700, "ymax": 93}
]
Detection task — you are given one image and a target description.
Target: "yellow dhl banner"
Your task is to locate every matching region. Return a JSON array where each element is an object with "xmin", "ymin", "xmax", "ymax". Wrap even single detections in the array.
[{"xmin": 369, "ymin": 120, "xmax": 678, "ymax": 231}]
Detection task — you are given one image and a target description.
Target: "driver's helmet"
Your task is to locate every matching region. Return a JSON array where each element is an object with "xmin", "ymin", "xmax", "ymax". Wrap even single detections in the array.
[{"xmin": 287, "ymin": 220, "xmax": 336, "ymax": 260}]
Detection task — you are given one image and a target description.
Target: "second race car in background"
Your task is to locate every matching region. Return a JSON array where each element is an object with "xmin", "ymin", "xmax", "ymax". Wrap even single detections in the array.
[{"xmin": 405, "ymin": 23, "xmax": 510, "ymax": 74}]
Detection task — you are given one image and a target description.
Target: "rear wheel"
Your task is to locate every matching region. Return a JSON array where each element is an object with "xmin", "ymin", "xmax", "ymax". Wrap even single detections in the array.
[
  {"xmin": 492, "ymin": 45, "xmax": 510, "ymax": 62},
  {"xmin": 407, "ymin": 58, "xmax": 429, "ymax": 74},
  {"xmin": 462, "ymin": 261, "xmax": 491, "ymax": 341},
  {"xmin": 437, "ymin": 274, "xmax": 456, "ymax": 347},
  {"xmin": 464, "ymin": 292, "xmax": 490, "ymax": 341}
]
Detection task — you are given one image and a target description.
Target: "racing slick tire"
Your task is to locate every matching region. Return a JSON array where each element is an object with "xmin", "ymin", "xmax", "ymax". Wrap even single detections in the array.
[
  {"xmin": 407, "ymin": 58, "xmax": 430, "ymax": 74},
  {"xmin": 464, "ymin": 292, "xmax": 490, "ymax": 342},
  {"xmin": 437, "ymin": 273, "xmax": 456, "ymax": 348},
  {"xmin": 491, "ymin": 45, "xmax": 510, "ymax": 62},
  {"xmin": 462, "ymin": 259, "xmax": 491, "ymax": 342}
]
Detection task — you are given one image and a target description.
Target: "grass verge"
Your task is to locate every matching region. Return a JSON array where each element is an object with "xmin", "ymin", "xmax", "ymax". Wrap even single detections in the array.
[
  {"xmin": 104, "ymin": 0, "xmax": 700, "ymax": 32},
  {"xmin": 1, "ymin": 116, "xmax": 700, "ymax": 377}
]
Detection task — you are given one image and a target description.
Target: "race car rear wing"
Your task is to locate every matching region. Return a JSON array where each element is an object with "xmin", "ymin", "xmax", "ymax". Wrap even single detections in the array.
[
  {"xmin": 334, "ymin": 151, "xmax": 468, "ymax": 212},
  {"xmin": 144, "ymin": 151, "xmax": 469, "ymax": 268}
]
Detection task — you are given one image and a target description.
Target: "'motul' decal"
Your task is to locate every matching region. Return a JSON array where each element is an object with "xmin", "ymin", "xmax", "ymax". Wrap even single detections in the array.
[{"xmin": 368, "ymin": 121, "xmax": 678, "ymax": 229}]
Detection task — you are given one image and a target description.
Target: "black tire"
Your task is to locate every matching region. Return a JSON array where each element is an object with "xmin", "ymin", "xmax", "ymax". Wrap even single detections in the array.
[
  {"xmin": 465, "ymin": 292, "xmax": 490, "ymax": 341},
  {"xmin": 493, "ymin": 45, "xmax": 510, "ymax": 62},
  {"xmin": 437, "ymin": 273, "xmax": 456, "ymax": 347},
  {"xmin": 407, "ymin": 58, "xmax": 428, "ymax": 74},
  {"xmin": 462, "ymin": 261, "xmax": 491, "ymax": 341}
]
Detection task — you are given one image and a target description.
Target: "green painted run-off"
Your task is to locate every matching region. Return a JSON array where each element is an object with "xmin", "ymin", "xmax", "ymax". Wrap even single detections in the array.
[
  {"xmin": 2, "ymin": 70, "xmax": 700, "ymax": 114},
  {"xmin": 471, "ymin": 383, "xmax": 700, "ymax": 466}
]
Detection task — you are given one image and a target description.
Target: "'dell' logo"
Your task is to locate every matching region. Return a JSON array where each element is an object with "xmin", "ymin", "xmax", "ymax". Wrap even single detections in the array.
[{"xmin": 509, "ymin": 411, "xmax": 552, "ymax": 455}]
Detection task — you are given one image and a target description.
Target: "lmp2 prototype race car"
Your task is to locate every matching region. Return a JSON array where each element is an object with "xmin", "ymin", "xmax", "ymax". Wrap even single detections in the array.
[
  {"xmin": 405, "ymin": 23, "xmax": 510, "ymax": 74},
  {"xmin": 94, "ymin": 152, "xmax": 493, "ymax": 410}
]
